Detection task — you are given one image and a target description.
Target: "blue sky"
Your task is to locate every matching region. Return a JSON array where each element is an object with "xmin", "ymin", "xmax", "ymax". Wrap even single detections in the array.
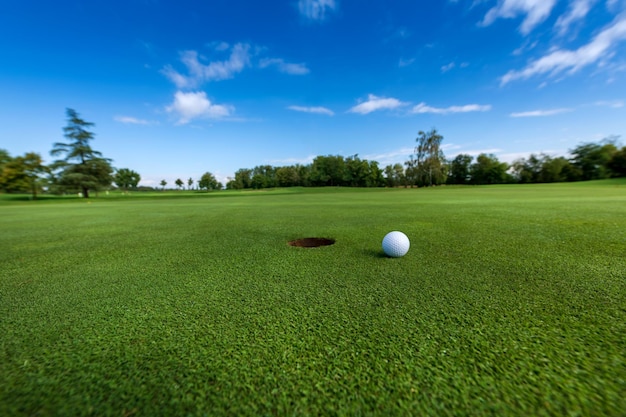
[{"xmin": 1, "ymin": 0, "xmax": 625, "ymax": 187}]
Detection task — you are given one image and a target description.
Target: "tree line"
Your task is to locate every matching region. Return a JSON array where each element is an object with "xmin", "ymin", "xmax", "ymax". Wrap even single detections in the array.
[
  {"xmin": 2, "ymin": 111, "xmax": 625, "ymax": 199},
  {"xmin": 223, "ymin": 129, "xmax": 626, "ymax": 189}
]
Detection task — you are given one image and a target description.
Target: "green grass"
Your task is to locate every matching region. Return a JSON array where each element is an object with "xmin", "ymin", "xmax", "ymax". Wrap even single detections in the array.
[{"xmin": 1, "ymin": 181, "xmax": 625, "ymax": 416}]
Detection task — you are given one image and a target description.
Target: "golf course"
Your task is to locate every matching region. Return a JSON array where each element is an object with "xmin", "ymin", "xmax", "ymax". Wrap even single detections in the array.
[{"xmin": 1, "ymin": 180, "xmax": 625, "ymax": 416}]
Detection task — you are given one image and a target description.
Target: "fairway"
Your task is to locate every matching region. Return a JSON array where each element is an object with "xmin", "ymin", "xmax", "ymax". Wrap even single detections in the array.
[{"xmin": 1, "ymin": 182, "xmax": 625, "ymax": 416}]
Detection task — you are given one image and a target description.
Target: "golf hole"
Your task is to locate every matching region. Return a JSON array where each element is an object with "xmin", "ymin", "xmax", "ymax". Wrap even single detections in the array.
[{"xmin": 288, "ymin": 237, "xmax": 335, "ymax": 248}]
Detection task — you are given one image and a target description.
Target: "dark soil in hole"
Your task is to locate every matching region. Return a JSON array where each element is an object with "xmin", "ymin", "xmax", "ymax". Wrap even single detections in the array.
[{"xmin": 289, "ymin": 238, "xmax": 335, "ymax": 248}]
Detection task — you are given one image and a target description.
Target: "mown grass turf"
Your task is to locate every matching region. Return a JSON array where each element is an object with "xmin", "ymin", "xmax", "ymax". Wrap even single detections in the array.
[{"xmin": 1, "ymin": 181, "xmax": 625, "ymax": 416}]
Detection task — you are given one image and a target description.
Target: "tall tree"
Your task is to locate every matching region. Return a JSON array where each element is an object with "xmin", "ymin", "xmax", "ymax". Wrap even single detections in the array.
[
  {"xmin": 175, "ymin": 178, "xmax": 184, "ymax": 190},
  {"xmin": 160, "ymin": 180, "xmax": 167, "ymax": 190},
  {"xmin": 413, "ymin": 129, "xmax": 447, "ymax": 186},
  {"xmin": 187, "ymin": 177, "xmax": 194, "ymax": 190},
  {"xmin": 447, "ymin": 154, "xmax": 473, "ymax": 184},
  {"xmin": 50, "ymin": 109, "xmax": 113, "ymax": 198},
  {"xmin": 114, "ymin": 168, "xmax": 141, "ymax": 191},
  {"xmin": 199, "ymin": 172, "xmax": 221, "ymax": 190}
]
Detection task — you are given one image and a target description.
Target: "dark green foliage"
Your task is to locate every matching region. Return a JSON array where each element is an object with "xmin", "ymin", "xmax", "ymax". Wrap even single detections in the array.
[
  {"xmin": 310, "ymin": 155, "xmax": 346, "ymax": 186},
  {"xmin": 569, "ymin": 140, "xmax": 618, "ymax": 181},
  {"xmin": 447, "ymin": 153, "xmax": 473, "ymax": 184},
  {"xmin": 198, "ymin": 171, "xmax": 221, "ymax": 190},
  {"xmin": 470, "ymin": 153, "xmax": 510, "ymax": 184},
  {"xmin": 511, "ymin": 154, "xmax": 572, "ymax": 184},
  {"xmin": 0, "ymin": 152, "xmax": 47, "ymax": 199},
  {"xmin": 1, "ymin": 183, "xmax": 625, "ymax": 416},
  {"xmin": 114, "ymin": 168, "xmax": 141, "ymax": 190},
  {"xmin": 50, "ymin": 109, "xmax": 113, "ymax": 197},
  {"xmin": 383, "ymin": 163, "xmax": 406, "ymax": 187},
  {"xmin": 608, "ymin": 146, "xmax": 626, "ymax": 177}
]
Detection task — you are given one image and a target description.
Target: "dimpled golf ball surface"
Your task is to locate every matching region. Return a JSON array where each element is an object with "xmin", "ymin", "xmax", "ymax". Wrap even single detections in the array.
[{"xmin": 382, "ymin": 231, "xmax": 410, "ymax": 257}]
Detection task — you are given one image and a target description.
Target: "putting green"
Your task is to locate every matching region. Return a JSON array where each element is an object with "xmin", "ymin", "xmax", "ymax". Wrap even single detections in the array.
[{"xmin": 1, "ymin": 181, "xmax": 625, "ymax": 416}]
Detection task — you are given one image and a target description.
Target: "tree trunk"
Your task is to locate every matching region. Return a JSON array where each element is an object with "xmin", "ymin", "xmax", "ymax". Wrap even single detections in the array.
[{"xmin": 83, "ymin": 186, "xmax": 89, "ymax": 198}]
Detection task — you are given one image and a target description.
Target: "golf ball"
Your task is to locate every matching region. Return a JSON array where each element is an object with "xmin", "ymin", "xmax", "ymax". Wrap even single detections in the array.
[{"xmin": 382, "ymin": 231, "xmax": 410, "ymax": 257}]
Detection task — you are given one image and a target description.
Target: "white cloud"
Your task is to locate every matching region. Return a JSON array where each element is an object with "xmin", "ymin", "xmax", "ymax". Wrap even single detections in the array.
[
  {"xmin": 287, "ymin": 105, "xmax": 334, "ymax": 115},
  {"xmin": 259, "ymin": 58, "xmax": 310, "ymax": 75},
  {"xmin": 555, "ymin": 0, "xmax": 597, "ymax": 36},
  {"xmin": 268, "ymin": 155, "xmax": 316, "ymax": 165},
  {"xmin": 299, "ymin": 0, "xmax": 337, "ymax": 21},
  {"xmin": 441, "ymin": 62, "xmax": 456, "ymax": 72},
  {"xmin": 166, "ymin": 91, "xmax": 233, "ymax": 124},
  {"xmin": 594, "ymin": 99, "xmax": 624, "ymax": 107},
  {"xmin": 114, "ymin": 116, "xmax": 152, "ymax": 125},
  {"xmin": 411, "ymin": 102, "xmax": 492, "ymax": 114},
  {"xmin": 162, "ymin": 43, "xmax": 251, "ymax": 89},
  {"xmin": 348, "ymin": 94, "xmax": 409, "ymax": 114},
  {"xmin": 606, "ymin": 0, "xmax": 624, "ymax": 13},
  {"xmin": 510, "ymin": 108, "xmax": 573, "ymax": 117},
  {"xmin": 362, "ymin": 148, "xmax": 415, "ymax": 166},
  {"xmin": 500, "ymin": 13, "xmax": 626, "ymax": 85},
  {"xmin": 481, "ymin": 0, "xmax": 559, "ymax": 35}
]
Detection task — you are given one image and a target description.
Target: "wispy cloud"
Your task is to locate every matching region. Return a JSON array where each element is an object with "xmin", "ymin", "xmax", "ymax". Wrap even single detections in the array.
[
  {"xmin": 259, "ymin": 58, "xmax": 310, "ymax": 75},
  {"xmin": 411, "ymin": 102, "xmax": 492, "ymax": 114},
  {"xmin": 441, "ymin": 62, "xmax": 456, "ymax": 72},
  {"xmin": 162, "ymin": 44, "xmax": 251, "ymax": 89},
  {"xmin": 362, "ymin": 148, "xmax": 415, "ymax": 165},
  {"xmin": 348, "ymin": 94, "xmax": 409, "ymax": 114},
  {"xmin": 399, "ymin": 58, "xmax": 416, "ymax": 67},
  {"xmin": 268, "ymin": 155, "xmax": 316, "ymax": 165},
  {"xmin": 594, "ymin": 99, "xmax": 624, "ymax": 107},
  {"xmin": 510, "ymin": 108, "xmax": 573, "ymax": 117},
  {"xmin": 114, "ymin": 116, "xmax": 153, "ymax": 125},
  {"xmin": 298, "ymin": 0, "xmax": 337, "ymax": 21},
  {"xmin": 500, "ymin": 13, "xmax": 626, "ymax": 85},
  {"xmin": 287, "ymin": 105, "xmax": 334, "ymax": 115},
  {"xmin": 555, "ymin": 0, "xmax": 597, "ymax": 36},
  {"xmin": 166, "ymin": 91, "xmax": 233, "ymax": 124},
  {"xmin": 481, "ymin": 0, "xmax": 559, "ymax": 35}
]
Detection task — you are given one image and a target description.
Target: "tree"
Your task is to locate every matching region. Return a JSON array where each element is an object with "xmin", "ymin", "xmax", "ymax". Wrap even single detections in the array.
[
  {"xmin": 413, "ymin": 129, "xmax": 447, "ymax": 186},
  {"xmin": 198, "ymin": 172, "xmax": 221, "ymax": 190},
  {"xmin": 538, "ymin": 156, "xmax": 570, "ymax": 183},
  {"xmin": 20, "ymin": 153, "xmax": 47, "ymax": 199},
  {"xmin": 608, "ymin": 146, "xmax": 626, "ymax": 177},
  {"xmin": 310, "ymin": 155, "xmax": 346, "ymax": 186},
  {"xmin": 447, "ymin": 154, "xmax": 473, "ymax": 184},
  {"xmin": 569, "ymin": 140, "xmax": 618, "ymax": 181},
  {"xmin": 227, "ymin": 168, "xmax": 253, "ymax": 190},
  {"xmin": 470, "ymin": 153, "xmax": 509, "ymax": 185},
  {"xmin": 251, "ymin": 165, "xmax": 276, "ymax": 189},
  {"xmin": 0, "ymin": 152, "xmax": 47, "ymax": 198},
  {"xmin": 114, "ymin": 168, "xmax": 141, "ymax": 191},
  {"xmin": 160, "ymin": 179, "xmax": 167, "ymax": 190},
  {"xmin": 175, "ymin": 178, "xmax": 184, "ymax": 190},
  {"xmin": 0, "ymin": 149, "xmax": 11, "ymax": 172},
  {"xmin": 187, "ymin": 177, "xmax": 194, "ymax": 190},
  {"xmin": 276, "ymin": 166, "xmax": 299, "ymax": 187},
  {"xmin": 50, "ymin": 109, "xmax": 113, "ymax": 198}
]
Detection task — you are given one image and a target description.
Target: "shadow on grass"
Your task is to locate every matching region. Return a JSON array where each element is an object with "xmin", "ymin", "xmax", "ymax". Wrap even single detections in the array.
[{"xmin": 362, "ymin": 248, "xmax": 389, "ymax": 259}]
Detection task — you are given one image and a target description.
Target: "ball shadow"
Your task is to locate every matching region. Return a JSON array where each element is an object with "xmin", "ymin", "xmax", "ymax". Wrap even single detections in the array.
[{"xmin": 362, "ymin": 248, "xmax": 389, "ymax": 259}]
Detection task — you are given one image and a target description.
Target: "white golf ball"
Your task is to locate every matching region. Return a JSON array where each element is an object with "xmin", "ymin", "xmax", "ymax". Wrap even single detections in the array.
[{"xmin": 382, "ymin": 231, "xmax": 410, "ymax": 258}]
